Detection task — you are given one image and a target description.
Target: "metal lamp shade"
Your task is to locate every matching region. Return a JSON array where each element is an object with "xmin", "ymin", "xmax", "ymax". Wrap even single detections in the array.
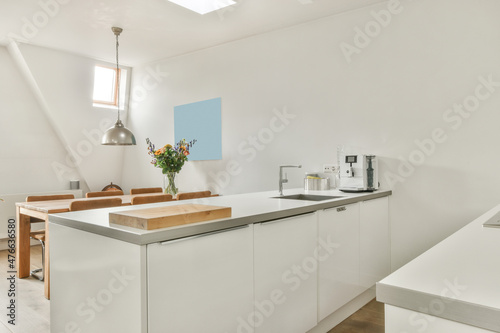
[
  {"xmin": 101, "ymin": 119, "xmax": 137, "ymax": 145},
  {"xmin": 101, "ymin": 27, "xmax": 136, "ymax": 146}
]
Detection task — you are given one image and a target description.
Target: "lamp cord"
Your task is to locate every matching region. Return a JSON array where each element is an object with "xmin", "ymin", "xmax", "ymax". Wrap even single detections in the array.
[{"xmin": 115, "ymin": 32, "xmax": 121, "ymax": 122}]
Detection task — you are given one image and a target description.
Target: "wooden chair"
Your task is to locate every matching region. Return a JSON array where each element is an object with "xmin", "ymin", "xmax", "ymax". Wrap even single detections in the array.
[
  {"xmin": 130, "ymin": 187, "xmax": 163, "ymax": 195},
  {"xmin": 26, "ymin": 194, "xmax": 75, "ymax": 281},
  {"xmin": 86, "ymin": 190, "xmax": 124, "ymax": 198},
  {"xmin": 27, "ymin": 194, "xmax": 75, "ymax": 202},
  {"xmin": 176, "ymin": 191, "xmax": 212, "ymax": 201},
  {"xmin": 69, "ymin": 198, "xmax": 122, "ymax": 211},
  {"xmin": 131, "ymin": 194, "xmax": 173, "ymax": 205}
]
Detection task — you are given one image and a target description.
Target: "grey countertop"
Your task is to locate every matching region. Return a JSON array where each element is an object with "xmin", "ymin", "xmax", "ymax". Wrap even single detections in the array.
[{"xmin": 49, "ymin": 188, "xmax": 391, "ymax": 245}]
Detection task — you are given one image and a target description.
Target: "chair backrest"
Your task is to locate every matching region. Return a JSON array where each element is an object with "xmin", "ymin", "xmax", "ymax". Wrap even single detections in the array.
[
  {"xmin": 130, "ymin": 187, "xmax": 163, "ymax": 195},
  {"xmin": 86, "ymin": 190, "xmax": 124, "ymax": 198},
  {"xmin": 26, "ymin": 194, "xmax": 75, "ymax": 202},
  {"xmin": 176, "ymin": 191, "xmax": 212, "ymax": 201},
  {"xmin": 69, "ymin": 198, "xmax": 122, "ymax": 211},
  {"xmin": 131, "ymin": 194, "xmax": 173, "ymax": 205}
]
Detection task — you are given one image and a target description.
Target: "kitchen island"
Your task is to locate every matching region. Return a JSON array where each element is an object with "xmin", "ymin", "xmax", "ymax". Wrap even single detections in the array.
[
  {"xmin": 377, "ymin": 204, "xmax": 500, "ymax": 333},
  {"xmin": 49, "ymin": 188, "xmax": 391, "ymax": 333}
]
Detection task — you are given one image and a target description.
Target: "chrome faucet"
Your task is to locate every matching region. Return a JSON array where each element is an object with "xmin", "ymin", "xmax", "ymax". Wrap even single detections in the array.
[{"xmin": 279, "ymin": 165, "xmax": 302, "ymax": 196}]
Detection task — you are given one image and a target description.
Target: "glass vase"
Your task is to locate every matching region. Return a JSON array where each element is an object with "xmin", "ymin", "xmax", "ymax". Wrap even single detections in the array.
[{"xmin": 163, "ymin": 172, "xmax": 178, "ymax": 197}]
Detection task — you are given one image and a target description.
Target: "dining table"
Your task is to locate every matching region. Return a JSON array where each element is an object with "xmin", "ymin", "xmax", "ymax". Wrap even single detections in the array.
[{"xmin": 15, "ymin": 193, "xmax": 167, "ymax": 299}]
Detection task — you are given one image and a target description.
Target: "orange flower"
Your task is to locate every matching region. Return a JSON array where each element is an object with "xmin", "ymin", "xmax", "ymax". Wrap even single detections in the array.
[
  {"xmin": 180, "ymin": 145, "xmax": 186, "ymax": 150},
  {"xmin": 183, "ymin": 150, "xmax": 189, "ymax": 156},
  {"xmin": 154, "ymin": 147, "xmax": 166, "ymax": 155}
]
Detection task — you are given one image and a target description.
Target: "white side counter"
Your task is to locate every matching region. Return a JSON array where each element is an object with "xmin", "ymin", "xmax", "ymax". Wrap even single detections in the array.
[{"xmin": 377, "ymin": 204, "xmax": 500, "ymax": 333}]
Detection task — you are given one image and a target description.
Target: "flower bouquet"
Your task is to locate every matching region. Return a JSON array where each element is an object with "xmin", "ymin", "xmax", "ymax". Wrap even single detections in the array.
[{"xmin": 146, "ymin": 138, "xmax": 197, "ymax": 195}]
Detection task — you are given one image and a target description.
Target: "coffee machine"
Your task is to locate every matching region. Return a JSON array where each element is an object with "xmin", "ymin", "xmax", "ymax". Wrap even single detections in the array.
[{"xmin": 338, "ymin": 154, "xmax": 379, "ymax": 192}]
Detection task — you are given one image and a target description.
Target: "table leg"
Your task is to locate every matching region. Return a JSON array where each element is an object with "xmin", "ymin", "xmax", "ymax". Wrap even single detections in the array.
[
  {"xmin": 16, "ymin": 207, "xmax": 31, "ymax": 278},
  {"xmin": 44, "ymin": 217, "xmax": 50, "ymax": 299}
]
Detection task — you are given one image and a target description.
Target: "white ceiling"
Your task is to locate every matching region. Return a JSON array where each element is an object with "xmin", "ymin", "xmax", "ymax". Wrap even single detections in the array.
[{"xmin": 0, "ymin": 0, "xmax": 386, "ymax": 66}]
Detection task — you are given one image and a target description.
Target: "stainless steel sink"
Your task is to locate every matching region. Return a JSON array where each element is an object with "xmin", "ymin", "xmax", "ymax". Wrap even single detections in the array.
[{"xmin": 272, "ymin": 194, "xmax": 344, "ymax": 201}]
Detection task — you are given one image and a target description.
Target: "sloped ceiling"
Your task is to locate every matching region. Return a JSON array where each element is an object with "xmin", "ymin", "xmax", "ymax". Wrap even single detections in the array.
[{"xmin": 0, "ymin": 0, "xmax": 386, "ymax": 66}]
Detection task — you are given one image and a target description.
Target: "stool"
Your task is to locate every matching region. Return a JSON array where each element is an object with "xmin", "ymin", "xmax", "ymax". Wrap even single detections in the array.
[{"xmin": 29, "ymin": 230, "xmax": 45, "ymax": 281}]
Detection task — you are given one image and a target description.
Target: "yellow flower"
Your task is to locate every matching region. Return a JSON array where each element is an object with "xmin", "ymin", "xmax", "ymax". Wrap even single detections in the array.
[{"xmin": 165, "ymin": 144, "xmax": 172, "ymax": 149}]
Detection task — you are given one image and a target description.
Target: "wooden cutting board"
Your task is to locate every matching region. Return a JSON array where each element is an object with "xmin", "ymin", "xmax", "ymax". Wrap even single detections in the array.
[{"xmin": 109, "ymin": 204, "xmax": 232, "ymax": 230}]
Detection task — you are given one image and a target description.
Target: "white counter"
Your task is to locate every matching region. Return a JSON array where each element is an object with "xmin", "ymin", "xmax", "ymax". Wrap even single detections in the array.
[
  {"xmin": 49, "ymin": 188, "xmax": 391, "ymax": 244},
  {"xmin": 377, "ymin": 204, "xmax": 500, "ymax": 332},
  {"xmin": 49, "ymin": 188, "xmax": 392, "ymax": 333}
]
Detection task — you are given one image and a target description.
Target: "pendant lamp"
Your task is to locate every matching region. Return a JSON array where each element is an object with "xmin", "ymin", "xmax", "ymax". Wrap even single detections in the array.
[{"xmin": 101, "ymin": 27, "xmax": 136, "ymax": 146}]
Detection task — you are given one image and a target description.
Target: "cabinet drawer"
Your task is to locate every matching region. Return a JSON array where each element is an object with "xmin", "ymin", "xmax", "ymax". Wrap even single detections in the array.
[
  {"xmin": 254, "ymin": 212, "xmax": 318, "ymax": 333},
  {"xmin": 360, "ymin": 196, "xmax": 390, "ymax": 287},
  {"xmin": 318, "ymin": 202, "xmax": 362, "ymax": 321},
  {"xmin": 147, "ymin": 224, "xmax": 254, "ymax": 333}
]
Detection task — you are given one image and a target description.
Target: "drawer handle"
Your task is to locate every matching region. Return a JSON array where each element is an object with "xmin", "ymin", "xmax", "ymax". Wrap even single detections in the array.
[
  {"xmin": 259, "ymin": 212, "xmax": 316, "ymax": 226},
  {"xmin": 160, "ymin": 224, "xmax": 249, "ymax": 245},
  {"xmin": 323, "ymin": 205, "xmax": 348, "ymax": 212}
]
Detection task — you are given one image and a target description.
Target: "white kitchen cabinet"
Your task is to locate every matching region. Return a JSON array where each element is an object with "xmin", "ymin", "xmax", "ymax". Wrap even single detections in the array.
[
  {"xmin": 359, "ymin": 196, "xmax": 390, "ymax": 288},
  {"xmin": 318, "ymin": 202, "xmax": 362, "ymax": 321},
  {"xmin": 254, "ymin": 212, "xmax": 318, "ymax": 333},
  {"xmin": 50, "ymin": 190, "xmax": 391, "ymax": 333},
  {"xmin": 50, "ymin": 224, "xmax": 147, "ymax": 333},
  {"xmin": 147, "ymin": 224, "xmax": 254, "ymax": 333}
]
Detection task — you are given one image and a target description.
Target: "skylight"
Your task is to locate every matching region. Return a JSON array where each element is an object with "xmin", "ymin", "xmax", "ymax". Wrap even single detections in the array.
[{"xmin": 168, "ymin": 0, "xmax": 236, "ymax": 15}]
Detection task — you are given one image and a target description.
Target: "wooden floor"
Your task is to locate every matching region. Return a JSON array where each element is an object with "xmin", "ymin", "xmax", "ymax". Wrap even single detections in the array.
[
  {"xmin": 328, "ymin": 299, "xmax": 385, "ymax": 333},
  {"xmin": 0, "ymin": 247, "xmax": 384, "ymax": 333}
]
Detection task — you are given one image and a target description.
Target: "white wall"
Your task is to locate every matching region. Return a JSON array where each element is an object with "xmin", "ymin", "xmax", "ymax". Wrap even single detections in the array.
[
  {"xmin": 121, "ymin": 0, "xmax": 500, "ymax": 269},
  {"xmin": 0, "ymin": 45, "xmax": 76, "ymax": 195},
  {"xmin": 0, "ymin": 43, "xmax": 130, "ymax": 238},
  {"xmin": 0, "ymin": 43, "xmax": 133, "ymax": 196},
  {"xmin": 17, "ymin": 43, "xmax": 129, "ymax": 192}
]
